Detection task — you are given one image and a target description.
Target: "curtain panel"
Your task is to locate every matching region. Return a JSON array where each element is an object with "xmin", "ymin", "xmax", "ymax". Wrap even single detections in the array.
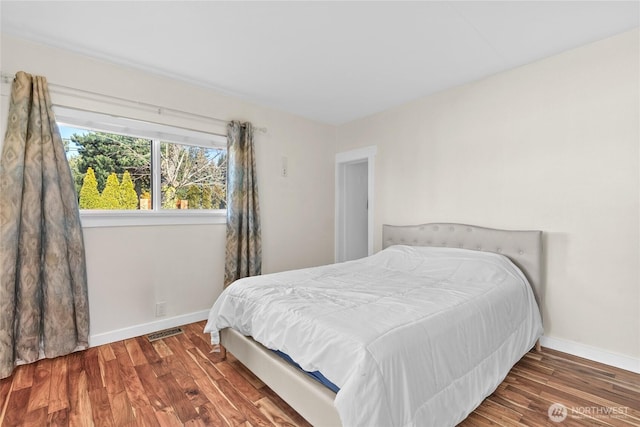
[
  {"xmin": 0, "ymin": 71, "xmax": 90, "ymax": 379},
  {"xmin": 224, "ymin": 121, "xmax": 262, "ymax": 287}
]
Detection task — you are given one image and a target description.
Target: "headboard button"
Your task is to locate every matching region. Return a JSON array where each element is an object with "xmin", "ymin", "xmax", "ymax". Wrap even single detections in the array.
[
  {"xmin": 433, "ymin": 226, "xmax": 439, "ymax": 231},
  {"xmin": 449, "ymin": 226, "xmax": 454, "ymax": 231},
  {"xmin": 518, "ymin": 250, "xmax": 524, "ymax": 255},
  {"xmin": 497, "ymin": 248, "xmax": 502, "ymax": 253}
]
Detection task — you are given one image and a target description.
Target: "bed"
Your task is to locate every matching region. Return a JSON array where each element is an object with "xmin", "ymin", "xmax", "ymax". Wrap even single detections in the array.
[{"xmin": 205, "ymin": 223, "xmax": 544, "ymax": 426}]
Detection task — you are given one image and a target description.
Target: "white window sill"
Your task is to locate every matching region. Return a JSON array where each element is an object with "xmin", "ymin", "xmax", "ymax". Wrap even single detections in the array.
[{"xmin": 80, "ymin": 210, "xmax": 227, "ymax": 228}]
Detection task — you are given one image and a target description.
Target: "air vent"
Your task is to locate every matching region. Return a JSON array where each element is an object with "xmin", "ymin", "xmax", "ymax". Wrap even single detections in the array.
[{"xmin": 146, "ymin": 327, "xmax": 184, "ymax": 342}]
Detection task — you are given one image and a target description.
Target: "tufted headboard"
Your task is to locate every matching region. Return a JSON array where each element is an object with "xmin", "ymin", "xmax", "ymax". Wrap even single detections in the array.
[{"xmin": 382, "ymin": 223, "xmax": 543, "ymax": 310}]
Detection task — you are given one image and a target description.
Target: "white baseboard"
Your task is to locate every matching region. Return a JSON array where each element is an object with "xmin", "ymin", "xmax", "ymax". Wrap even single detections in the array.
[
  {"xmin": 89, "ymin": 309, "xmax": 210, "ymax": 347},
  {"xmin": 540, "ymin": 335, "xmax": 640, "ymax": 374}
]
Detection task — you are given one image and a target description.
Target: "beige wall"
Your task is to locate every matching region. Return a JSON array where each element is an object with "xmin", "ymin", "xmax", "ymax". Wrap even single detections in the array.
[
  {"xmin": 336, "ymin": 30, "xmax": 639, "ymax": 359},
  {"xmin": 0, "ymin": 34, "xmax": 336, "ymax": 339}
]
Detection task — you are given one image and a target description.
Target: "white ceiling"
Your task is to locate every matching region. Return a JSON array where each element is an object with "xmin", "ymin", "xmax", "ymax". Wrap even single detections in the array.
[{"xmin": 1, "ymin": 1, "xmax": 638, "ymax": 125}]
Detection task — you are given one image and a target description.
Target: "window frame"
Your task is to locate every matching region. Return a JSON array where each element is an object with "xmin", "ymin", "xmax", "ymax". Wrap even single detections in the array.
[{"xmin": 55, "ymin": 107, "xmax": 227, "ymax": 228}]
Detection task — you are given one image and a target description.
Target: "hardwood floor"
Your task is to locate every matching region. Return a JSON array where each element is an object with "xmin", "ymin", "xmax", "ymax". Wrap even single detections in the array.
[{"xmin": 0, "ymin": 321, "xmax": 638, "ymax": 426}]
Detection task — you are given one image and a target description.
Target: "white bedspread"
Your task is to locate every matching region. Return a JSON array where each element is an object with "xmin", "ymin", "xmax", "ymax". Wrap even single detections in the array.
[{"xmin": 205, "ymin": 245, "xmax": 543, "ymax": 427}]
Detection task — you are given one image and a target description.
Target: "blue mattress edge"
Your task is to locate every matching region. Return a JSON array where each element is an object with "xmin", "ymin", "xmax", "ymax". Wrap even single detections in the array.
[{"xmin": 272, "ymin": 349, "xmax": 340, "ymax": 393}]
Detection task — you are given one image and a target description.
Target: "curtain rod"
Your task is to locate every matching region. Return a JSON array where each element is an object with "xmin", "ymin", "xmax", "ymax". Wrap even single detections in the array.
[{"xmin": 1, "ymin": 71, "xmax": 267, "ymax": 134}]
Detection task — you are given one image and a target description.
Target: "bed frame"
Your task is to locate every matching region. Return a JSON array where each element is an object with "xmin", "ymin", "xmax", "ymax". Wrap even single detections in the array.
[{"xmin": 221, "ymin": 223, "xmax": 543, "ymax": 427}]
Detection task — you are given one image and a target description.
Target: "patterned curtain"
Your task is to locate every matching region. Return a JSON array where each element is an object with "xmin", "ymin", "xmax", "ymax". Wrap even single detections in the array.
[
  {"xmin": 224, "ymin": 121, "xmax": 262, "ymax": 287},
  {"xmin": 0, "ymin": 72, "xmax": 90, "ymax": 379}
]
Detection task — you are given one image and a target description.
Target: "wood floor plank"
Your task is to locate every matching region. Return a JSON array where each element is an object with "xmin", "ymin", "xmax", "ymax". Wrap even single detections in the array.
[
  {"xmin": 2, "ymin": 387, "xmax": 31, "ymax": 426},
  {"xmin": 134, "ymin": 363, "xmax": 171, "ymax": 411},
  {"xmin": 66, "ymin": 353, "xmax": 94, "ymax": 427},
  {"xmin": 216, "ymin": 378, "xmax": 274, "ymax": 427},
  {"xmin": 152, "ymin": 406, "xmax": 183, "ymax": 427},
  {"xmin": 193, "ymin": 376, "xmax": 246, "ymax": 426},
  {"xmin": 22, "ymin": 405, "xmax": 48, "ymax": 427},
  {"xmin": 463, "ymin": 412, "xmax": 500, "ymax": 426},
  {"xmin": 488, "ymin": 387, "xmax": 532, "ymax": 413},
  {"xmin": 510, "ymin": 396, "xmax": 586, "ymax": 427},
  {"xmin": 102, "ymin": 358, "xmax": 125, "ymax": 396},
  {"xmin": 147, "ymin": 350, "xmax": 173, "ymax": 378},
  {"xmin": 88, "ymin": 388, "xmax": 114, "ymax": 427},
  {"xmin": 255, "ymin": 396, "xmax": 298, "ymax": 427},
  {"xmin": 160, "ymin": 352, "xmax": 209, "ymax": 409},
  {"xmin": 98, "ymin": 343, "xmax": 116, "ymax": 363},
  {"xmin": 135, "ymin": 336, "xmax": 163, "ymax": 365},
  {"xmin": 128, "ymin": 405, "xmax": 161, "ymax": 427},
  {"xmin": 0, "ymin": 378, "xmax": 13, "ymax": 423},
  {"xmin": 548, "ymin": 380, "xmax": 640, "ymax": 419},
  {"xmin": 151, "ymin": 339, "xmax": 173, "ymax": 358},
  {"xmin": 111, "ymin": 341, "xmax": 133, "ymax": 368},
  {"xmin": 157, "ymin": 372, "xmax": 199, "ymax": 423},
  {"xmin": 10, "ymin": 362, "xmax": 35, "ymax": 391},
  {"xmin": 231, "ymin": 360, "xmax": 267, "ymax": 390},
  {"xmin": 1, "ymin": 323, "xmax": 638, "ymax": 426},
  {"xmin": 82, "ymin": 347, "xmax": 104, "ymax": 392},
  {"xmin": 196, "ymin": 401, "xmax": 231, "ymax": 427},
  {"xmin": 184, "ymin": 322, "xmax": 226, "ymax": 364},
  {"xmin": 473, "ymin": 398, "xmax": 523, "ymax": 424},
  {"xmin": 548, "ymin": 370, "xmax": 640, "ymax": 412},
  {"xmin": 46, "ymin": 408, "xmax": 70, "ymax": 426},
  {"xmin": 114, "ymin": 351, "xmax": 155, "ymax": 424},
  {"xmin": 186, "ymin": 346, "xmax": 224, "ymax": 382},
  {"xmin": 48, "ymin": 355, "xmax": 70, "ymax": 413},
  {"xmin": 107, "ymin": 389, "xmax": 135, "ymax": 426},
  {"xmin": 124, "ymin": 338, "xmax": 149, "ymax": 367},
  {"xmin": 215, "ymin": 358, "xmax": 263, "ymax": 403},
  {"xmin": 163, "ymin": 335, "xmax": 209, "ymax": 382},
  {"xmin": 260, "ymin": 387, "xmax": 312, "ymax": 427},
  {"xmin": 183, "ymin": 417, "xmax": 210, "ymax": 427}
]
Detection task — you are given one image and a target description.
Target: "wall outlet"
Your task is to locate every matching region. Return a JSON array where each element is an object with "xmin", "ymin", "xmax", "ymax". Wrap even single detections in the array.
[
  {"xmin": 155, "ymin": 301, "xmax": 167, "ymax": 317},
  {"xmin": 281, "ymin": 156, "xmax": 288, "ymax": 177}
]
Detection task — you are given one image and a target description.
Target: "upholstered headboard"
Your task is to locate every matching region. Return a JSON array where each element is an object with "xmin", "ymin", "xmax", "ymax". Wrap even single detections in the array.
[{"xmin": 382, "ymin": 223, "xmax": 543, "ymax": 309}]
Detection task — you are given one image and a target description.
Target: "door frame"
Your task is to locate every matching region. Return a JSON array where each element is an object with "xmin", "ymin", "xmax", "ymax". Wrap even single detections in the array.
[{"xmin": 335, "ymin": 146, "xmax": 376, "ymax": 262}]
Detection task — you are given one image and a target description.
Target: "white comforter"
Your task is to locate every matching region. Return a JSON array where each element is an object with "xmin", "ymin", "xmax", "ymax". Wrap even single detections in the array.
[{"xmin": 205, "ymin": 245, "xmax": 543, "ymax": 427}]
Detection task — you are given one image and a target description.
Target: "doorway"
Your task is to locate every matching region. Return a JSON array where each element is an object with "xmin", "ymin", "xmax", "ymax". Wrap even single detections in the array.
[{"xmin": 335, "ymin": 146, "xmax": 376, "ymax": 263}]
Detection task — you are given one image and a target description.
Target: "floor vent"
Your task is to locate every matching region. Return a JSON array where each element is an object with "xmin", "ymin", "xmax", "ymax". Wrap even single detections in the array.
[{"xmin": 147, "ymin": 327, "xmax": 184, "ymax": 342}]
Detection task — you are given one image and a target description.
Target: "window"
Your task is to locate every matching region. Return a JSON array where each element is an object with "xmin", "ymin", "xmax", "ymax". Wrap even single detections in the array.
[
  {"xmin": 159, "ymin": 141, "xmax": 226, "ymax": 210},
  {"xmin": 56, "ymin": 107, "xmax": 227, "ymax": 227}
]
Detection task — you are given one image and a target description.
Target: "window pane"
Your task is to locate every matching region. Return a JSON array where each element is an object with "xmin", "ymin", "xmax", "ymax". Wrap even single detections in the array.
[
  {"xmin": 61, "ymin": 125, "xmax": 152, "ymax": 210},
  {"xmin": 160, "ymin": 142, "xmax": 227, "ymax": 210}
]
